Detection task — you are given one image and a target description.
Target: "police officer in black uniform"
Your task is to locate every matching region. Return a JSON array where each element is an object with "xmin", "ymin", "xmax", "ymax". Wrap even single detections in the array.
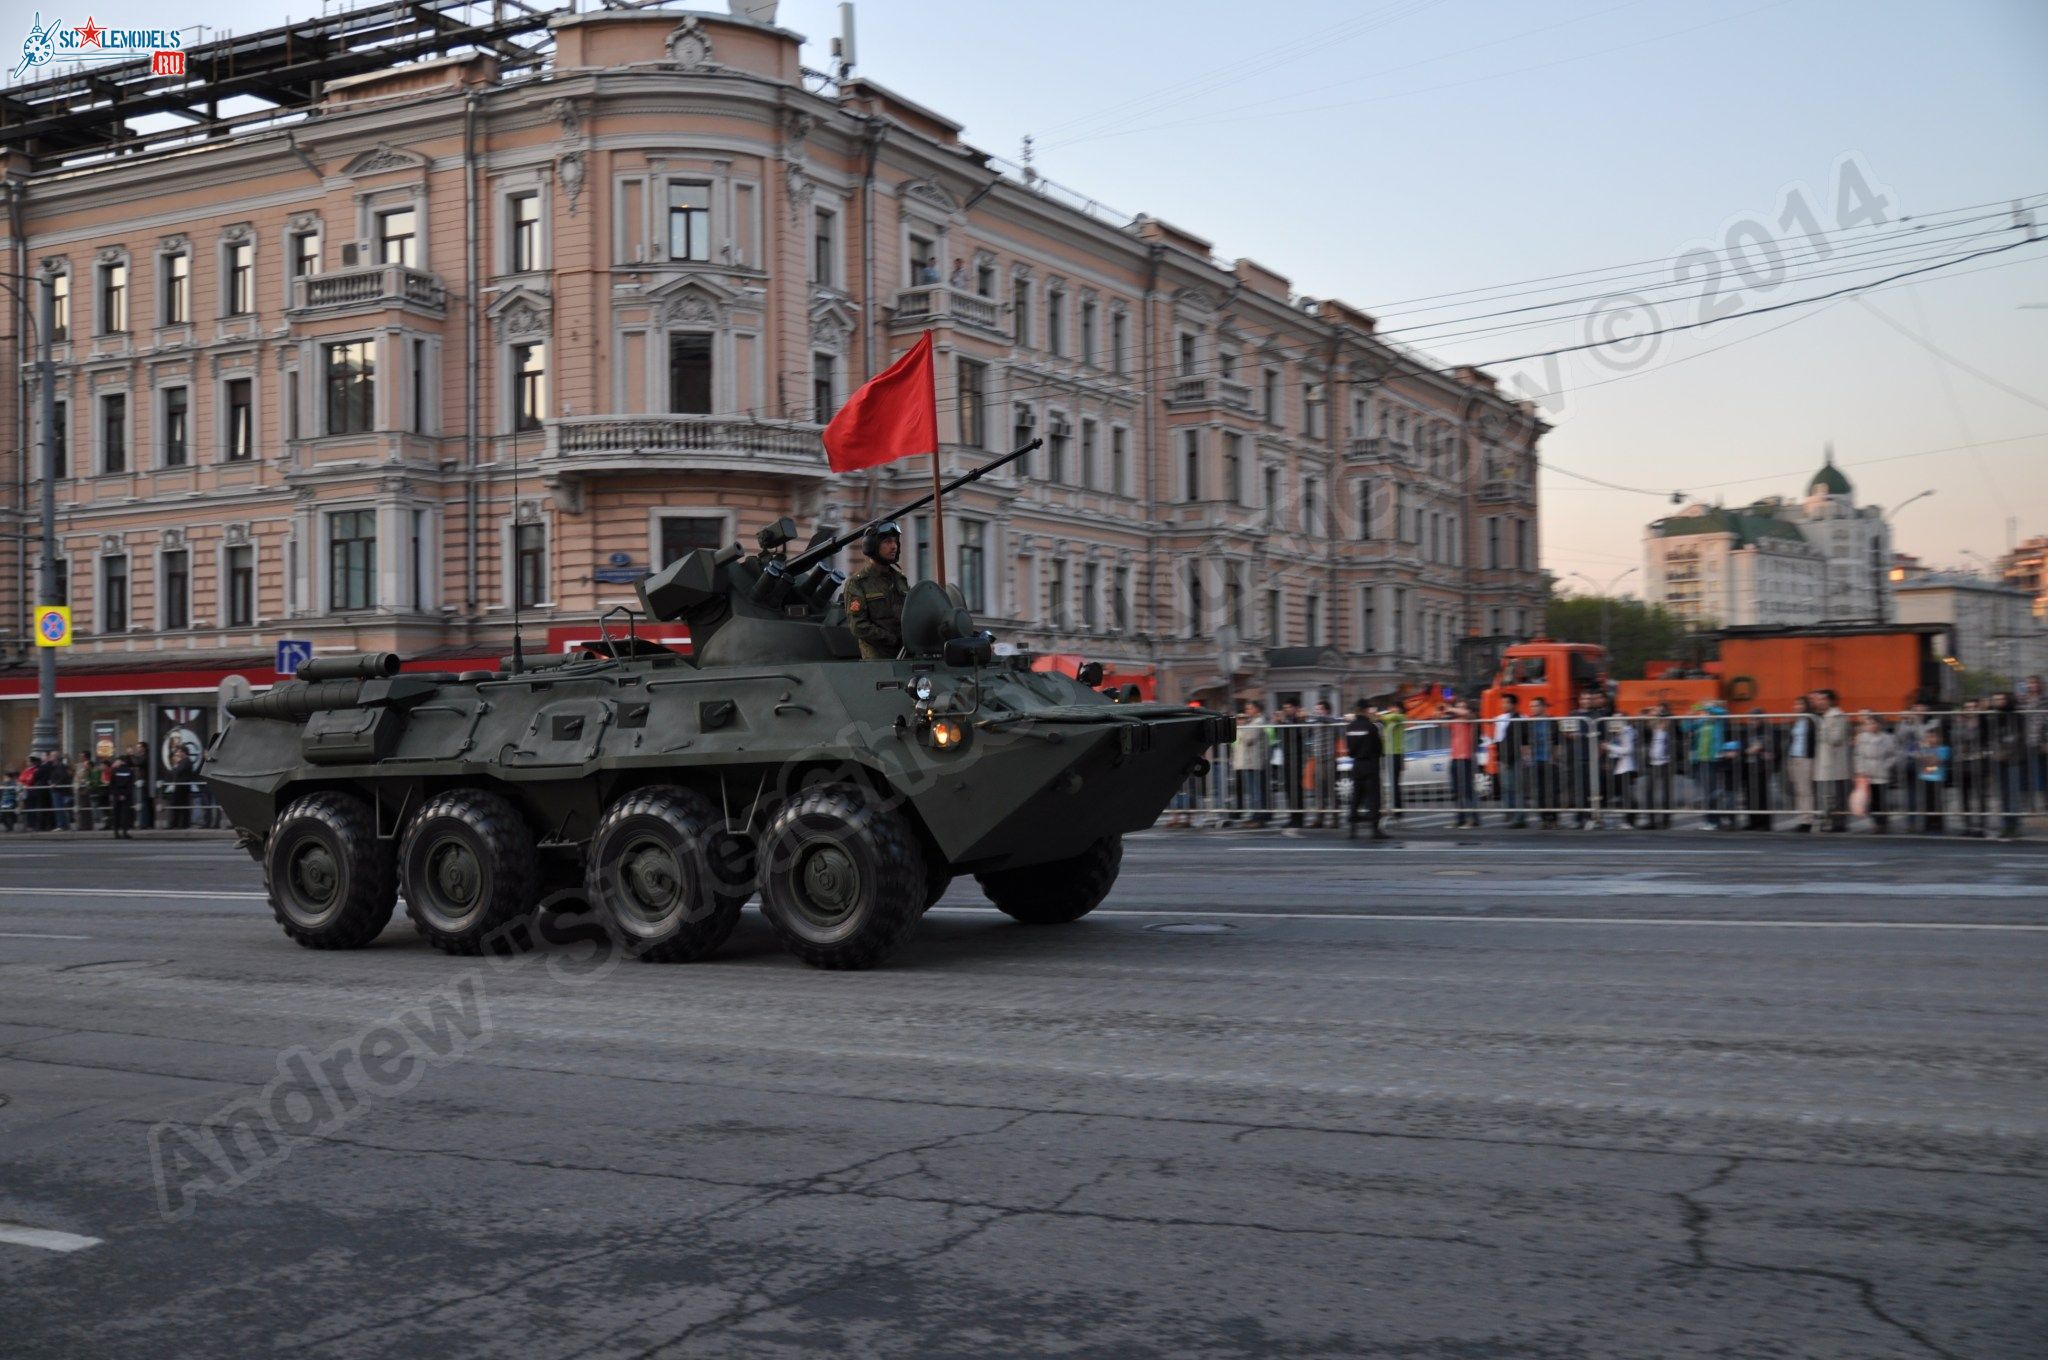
[
  {"xmin": 1343, "ymin": 699, "xmax": 1389, "ymax": 840},
  {"xmin": 844, "ymin": 520, "xmax": 909, "ymax": 660},
  {"xmin": 107, "ymin": 754, "xmax": 138, "ymax": 839}
]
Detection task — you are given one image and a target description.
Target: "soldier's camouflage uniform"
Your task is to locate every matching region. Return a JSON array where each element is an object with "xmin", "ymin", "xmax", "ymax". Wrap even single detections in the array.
[{"xmin": 844, "ymin": 561, "xmax": 909, "ymax": 659}]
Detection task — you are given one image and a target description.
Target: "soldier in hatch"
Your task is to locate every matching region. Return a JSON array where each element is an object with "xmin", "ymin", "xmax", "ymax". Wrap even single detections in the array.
[{"xmin": 844, "ymin": 520, "xmax": 909, "ymax": 659}]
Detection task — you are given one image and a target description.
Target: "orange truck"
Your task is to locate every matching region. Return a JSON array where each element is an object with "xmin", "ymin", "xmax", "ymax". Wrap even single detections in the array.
[{"xmin": 1452, "ymin": 624, "xmax": 1953, "ymax": 721}]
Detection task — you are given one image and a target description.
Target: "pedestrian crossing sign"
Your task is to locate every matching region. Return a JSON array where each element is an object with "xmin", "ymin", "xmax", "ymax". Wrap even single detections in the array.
[{"xmin": 33, "ymin": 605, "xmax": 71, "ymax": 647}]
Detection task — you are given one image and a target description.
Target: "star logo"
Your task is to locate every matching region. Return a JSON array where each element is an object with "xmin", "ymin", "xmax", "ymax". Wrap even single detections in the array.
[{"xmin": 75, "ymin": 15, "xmax": 103, "ymax": 47}]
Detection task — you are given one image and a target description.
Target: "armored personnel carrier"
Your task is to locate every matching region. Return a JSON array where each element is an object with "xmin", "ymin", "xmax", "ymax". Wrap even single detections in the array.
[{"xmin": 205, "ymin": 451, "xmax": 1230, "ymax": 970}]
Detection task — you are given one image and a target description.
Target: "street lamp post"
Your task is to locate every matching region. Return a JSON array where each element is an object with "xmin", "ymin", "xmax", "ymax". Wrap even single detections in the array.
[
  {"xmin": 1875, "ymin": 489, "xmax": 1935, "ymax": 625},
  {"xmin": 1570, "ymin": 567, "xmax": 1639, "ymax": 654},
  {"xmin": 3, "ymin": 270, "xmax": 60, "ymax": 757}
]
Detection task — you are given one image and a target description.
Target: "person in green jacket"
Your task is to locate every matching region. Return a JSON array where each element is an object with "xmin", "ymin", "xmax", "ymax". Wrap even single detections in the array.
[{"xmin": 1378, "ymin": 706, "xmax": 1407, "ymax": 820}]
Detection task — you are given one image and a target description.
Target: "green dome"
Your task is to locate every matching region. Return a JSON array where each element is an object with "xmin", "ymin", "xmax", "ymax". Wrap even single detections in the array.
[{"xmin": 1810, "ymin": 452, "xmax": 1851, "ymax": 496}]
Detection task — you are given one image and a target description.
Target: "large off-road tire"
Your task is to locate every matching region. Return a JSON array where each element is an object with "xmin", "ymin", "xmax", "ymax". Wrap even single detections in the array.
[
  {"xmin": 757, "ymin": 784, "xmax": 925, "ymax": 970},
  {"xmin": 265, "ymin": 791, "xmax": 396, "ymax": 949},
  {"xmin": 400, "ymin": 788, "xmax": 539, "ymax": 955},
  {"xmin": 586, "ymin": 786, "xmax": 743, "ymax": 963},
  {"xmin": 976, "ymin": 835, "xmax": 1123, "ymax": 925}
]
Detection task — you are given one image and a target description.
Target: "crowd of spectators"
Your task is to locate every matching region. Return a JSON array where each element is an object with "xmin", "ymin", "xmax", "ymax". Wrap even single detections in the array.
[
  {"xmin": 2, "ymin": 743, "xmax": 212, "ymax": 836},
  {"xmin": 1177, "ymin": 674, "xmax": 2046, "ymax": 839}
]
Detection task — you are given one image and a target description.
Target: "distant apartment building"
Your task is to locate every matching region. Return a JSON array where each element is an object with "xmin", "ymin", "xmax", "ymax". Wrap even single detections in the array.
[
  {"xmin": 1645, "ymin": 453, "xmax": 1890, "ymax": 628},
  {"xmin": 1996, "ymin": 534, "xmax": 2048, "ymax": 620},
  {"xmin": 0, "ymin": 2, "xmax": 1545, "ymax": 757},
  {"xmin": 1892, "ymin": 571, "xmax": 2048, "ymax": 683}
]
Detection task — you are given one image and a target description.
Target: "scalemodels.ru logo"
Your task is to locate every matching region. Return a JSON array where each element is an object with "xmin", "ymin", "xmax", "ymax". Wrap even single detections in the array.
[{"xmin": 13, "ymin": 13, "xmax": 187, "ymax": 81}]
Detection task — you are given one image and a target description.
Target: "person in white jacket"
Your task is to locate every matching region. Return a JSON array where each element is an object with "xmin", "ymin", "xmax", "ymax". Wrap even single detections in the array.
[{"xmin": 1604, "ymin": 716, "xmax": 1640, "ymax": 828}]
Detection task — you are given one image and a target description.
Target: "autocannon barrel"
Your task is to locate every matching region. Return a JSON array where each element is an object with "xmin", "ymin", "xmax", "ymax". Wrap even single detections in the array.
[
  {"xmin": 296, "ymin": 652, "xmax": 401, "ymax": 682},
  {"xmin": 226, "ymin": 679, "xmax": 365, "ymax": 721}
]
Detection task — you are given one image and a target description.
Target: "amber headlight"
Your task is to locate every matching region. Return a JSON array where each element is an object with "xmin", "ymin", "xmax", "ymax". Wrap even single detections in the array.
[{"xmin": 927, "ymin": 717, "xmax": 968, "ymax": 751}]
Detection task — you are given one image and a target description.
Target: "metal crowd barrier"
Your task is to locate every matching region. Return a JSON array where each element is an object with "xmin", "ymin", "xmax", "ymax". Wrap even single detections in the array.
[{"xmin": 1165, "ymin": 708, "xmax": 2048, "ymax": 836}]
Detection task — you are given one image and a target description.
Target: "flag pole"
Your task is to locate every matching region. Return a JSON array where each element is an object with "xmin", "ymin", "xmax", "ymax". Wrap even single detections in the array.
[{"xmin": 926, "ymin": 334, "xmax": 947, "ymax": 588}]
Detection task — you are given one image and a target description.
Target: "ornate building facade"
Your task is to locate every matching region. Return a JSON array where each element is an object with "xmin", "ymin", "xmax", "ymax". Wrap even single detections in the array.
[{"xmin": 1, "ymin": 5, "xmax": 1545, "ymax": 756}]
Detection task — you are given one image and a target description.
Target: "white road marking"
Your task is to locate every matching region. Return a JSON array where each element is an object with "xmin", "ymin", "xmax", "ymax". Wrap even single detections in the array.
[
  {"xmin": 927, "ymin": 906, "xmax": 2048, "ymax": 932},
  {"xmin": 0, "ymin": 931, "xmax": 93, "ymax": 940},
  {"xmin": 0, "ymin": 887, "xmax": 267, "ymax": 899},
  {"xmin": 0, "ymin": 1224, "xmax": 102, "ymax": 1253}
]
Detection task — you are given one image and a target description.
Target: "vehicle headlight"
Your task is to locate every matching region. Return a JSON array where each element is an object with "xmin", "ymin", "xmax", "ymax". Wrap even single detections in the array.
[
  {"xmin": 911, "ymin": 674, "xmax": 936, "ymax": 703},
  {"xmin": 928, "ymin": 717, "xmax": 967, "ymax": 750}
]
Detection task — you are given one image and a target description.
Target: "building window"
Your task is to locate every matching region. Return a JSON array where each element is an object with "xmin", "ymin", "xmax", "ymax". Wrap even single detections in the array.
[
  {"xmin": 1363, "ymin": 588, "xmax": 1377, "ymax": 654},
  {"xmin": 324, "ymin": 341, "xmax": 376, "ymax": 435},
  {"xmin": 512, "ymin": 342, "xmax": 547, "ymax": 432},
  {"xmin": 225, "ymin": 241, "xmax": 254, "ymax": 315},
  {"xmin": 1358, "ymin": 481, "xmax": 1373, "ymax": 539},
  {"xmin": 1080, "ymin": 419, "xmax": 1099, "ymax": 489},
  {"xmin": 1226, "ymin": 562, "xmax": 1245, "ymax": 634},
  {"xmin": 959, "ymin": 519, "xmax": 987, "ymax": 612},
  {"xmin": 811, "ymin": 353, "xmax": 836, "ymax": 423},
  {"xmin": 377, "ymin": 208, "xmax": 417, "ymax": 267},
  {"xmin": 658, "ymin": 515, "xmax": 726, "ymax": 568},
  {"xmin": 291, "ymin": 228, "xmax": 321, "ymax": 280},
  {"xmin": 812, "ymin": 208, "xmax": 836, "ymax": 285},
  {"xmin": 1047, "ymin": 288, "xmax": 1066, "ymax": 356},
  {"xmin": 52, "ymin": 558, "xmax": 69, "ymax": 607},
  {"xmin": 1182, "ymin": 429, "xmax": 1201, "ymax": 501},
  {"xmin": 911, "ymin": 515, "xmax": 931, "ymax": 584},
  {"xmin": 1012, "ymin": 277, "xmax": 1031, "ymax": 347},
  {"xmin": 1266, "ymin": 588, "xmax": 1282, "ymax": 645},
  {"xmin": 162, "ymin": 252, "xmax": 189, "ymax": 324},
  {"xmin": 1304, "ymin": 476, "xmax": 1321, "ymax": 536},
  {"xmin": 411, "ymin": 339, "xmax": 428, "ymax": 434},
  {"xmin": 668, "ymin": 335, "xmax": 713, "ymax": 414},
  {"xmin": 99, "ymin": 261, "xmax": 128, "ymax": 334},
  {"xmin": 227, "ymin": 545, "xmax": 254, "ymax": 628},
  {"xmin": 1304, "ymin": 593, "xmax": 1322, "ymax": 647},
  {"xmin": 1486, "ymin": 517, "xmax": 1501, "ymax": 569},
  {"xmin": 1263, "ymin": 465, "xmax": 1281, "ymax": 525},
  {"xmin": 1110, "ymin": 310, "xmax": 1128, "ymax": 375},
  {"xmin": 1047, "ymin": 558, "xmax": 1068, "ymax": 629},
  {"xmin": 329, "ymin": 509, "xmax": 378, "ymax": 611},
  {"xmin": 162, "ymin": 549, "xmax": 190, "ymax": 630},
  {"xmin": 1113, "ymin": 566, "xmax": 1130, "ymax": 633},
  {"xmin": 1303, "ymin": 382, "xmax": 1323, "ymax": 438},
  {"xmin": 410, "ymin": 509, "xmax": 428, "ymax": 613},
  {"xmin": 1517, "ymin": 518, "xmax": 1531, "ymax": 570},
  {"xmin": 515, "ymin": 522, "xmax": 547, "ymax": 609},
  {"xmin": 101, "ymin": 393, "xmax": 128, "ymax": 473},
  {"xmin": 49, "ymin": 401, "xmax": 68, "ymax": 479},
  {"xmin": 975, "ymin": 259, "xmax": 995, "ymax": 298},
  {"xmin": 1080, "ymin": 299, "xmax": 1098, "ymax": 366},
  {"xmin": 509, "ymin": 192, "xmax": 541, "ymax": 273},
  {"xmin": 162, "ymin": 387, "xmax": 189, "ymax": 467},
  {"xmin": 1186, "ymin": 564, "xmax": 1204, "ymax": 638},
  {"xmin": 226, "ymin": 379, "xmax": 255, "ymax": 460},
  {"xmin": 908, "ymin": 234, "xmax": 937, "ymax": 285},
  {"xmin": 1082, "ymin": 562, "xmax": 1101, "ymax": 630},
  {"xmin": 1111, "ymin": 427, "xmax": 1130, "ymax": 498},
  {"xmin": 1223, "ymin": 433, "xmax": 1243, "ymax": 505},
  {"xmin": 1262, "ymin": 368, "xmax": 1280, "ymax": 425},
  {"xmin": 50, "ymin": 270, "xmax": 70, "ymax": 341},
  {"xmin": 957, "ymin": 359, "xmax": 986, "ymax": 448},
  {"xmin": 1046, "ymin": 415, "xmax": 1071, "ymax": 483},
  {"xmin": 102, "ymin": 555, "xmax": 129, "ymax": 633},
  {"xmin": 1012, "ymin": 402, "xmax": 1035, "ymax": 455},
  {"xmin": 1178, "ymin": 333, "xmax": 1197, "ymax": 377}
]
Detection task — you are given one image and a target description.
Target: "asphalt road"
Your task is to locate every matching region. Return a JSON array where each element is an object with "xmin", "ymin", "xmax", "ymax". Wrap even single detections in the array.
[{"xmin": 1, "ymin": 828, "xmax": 2044, "ymax": 1359}]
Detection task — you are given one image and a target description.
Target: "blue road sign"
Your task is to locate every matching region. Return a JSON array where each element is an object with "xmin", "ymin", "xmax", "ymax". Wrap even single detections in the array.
[{"xmin": 275, "ymin": 639, "xmax": 315, "ymax": 676}]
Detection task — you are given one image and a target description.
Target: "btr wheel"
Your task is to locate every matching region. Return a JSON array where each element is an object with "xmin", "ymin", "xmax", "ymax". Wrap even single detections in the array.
[
  {"xmin": 586, "ymin": 786, "xmax": 742, "ymax": 963},
  {"xmin": 400, "ymin": 788, "xmax": 538, "ymax": 955},
  {"xmin": 757, "ymin": 784, "xmax": 924, "ymax": 970},
  {"xmin": 265, "ymin": 791, "xmax": 396, "ymax": 949},
  {"xmin": 976, "ymin": 835, "xmax": 1123, "ymax": 925}
]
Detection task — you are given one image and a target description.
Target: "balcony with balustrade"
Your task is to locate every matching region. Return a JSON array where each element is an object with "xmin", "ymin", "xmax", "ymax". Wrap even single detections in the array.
[
  {"xmin": 888, "ymin": 285, "xmax": 1005, "ymax": 336},
  {"xmin": 538, "ymin": 414, "xmax": 829, "ymax": 495},
  {"xmin": 290, "ymin": 264, "xmax": 448, "ymax": 318},
  {"xmin": 1345, "ymin": 436, "xmax": 1412, "ymax": 464}
]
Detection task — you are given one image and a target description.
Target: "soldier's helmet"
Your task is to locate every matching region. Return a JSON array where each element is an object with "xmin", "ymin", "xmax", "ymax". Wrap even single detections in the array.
[{"xmin": 861, "ymin": 520, "xmax": 902, "ymax": 560}]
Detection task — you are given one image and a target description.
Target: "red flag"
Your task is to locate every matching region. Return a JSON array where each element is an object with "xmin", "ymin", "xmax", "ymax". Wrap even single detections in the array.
[{"xmin": 823, "ymin": 331, "xmax": 938, "ymax": 474}]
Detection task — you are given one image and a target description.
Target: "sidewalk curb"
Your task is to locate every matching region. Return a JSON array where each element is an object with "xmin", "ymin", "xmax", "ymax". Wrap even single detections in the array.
[{"xmin": 2, "ymin": 829, "xmax": 237, "ymax": 841}]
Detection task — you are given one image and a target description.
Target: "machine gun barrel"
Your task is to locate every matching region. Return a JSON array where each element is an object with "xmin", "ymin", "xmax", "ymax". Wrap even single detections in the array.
[{"xmin": 783, "ymin": 440, "xmax": 1041, "ymax": 577}]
